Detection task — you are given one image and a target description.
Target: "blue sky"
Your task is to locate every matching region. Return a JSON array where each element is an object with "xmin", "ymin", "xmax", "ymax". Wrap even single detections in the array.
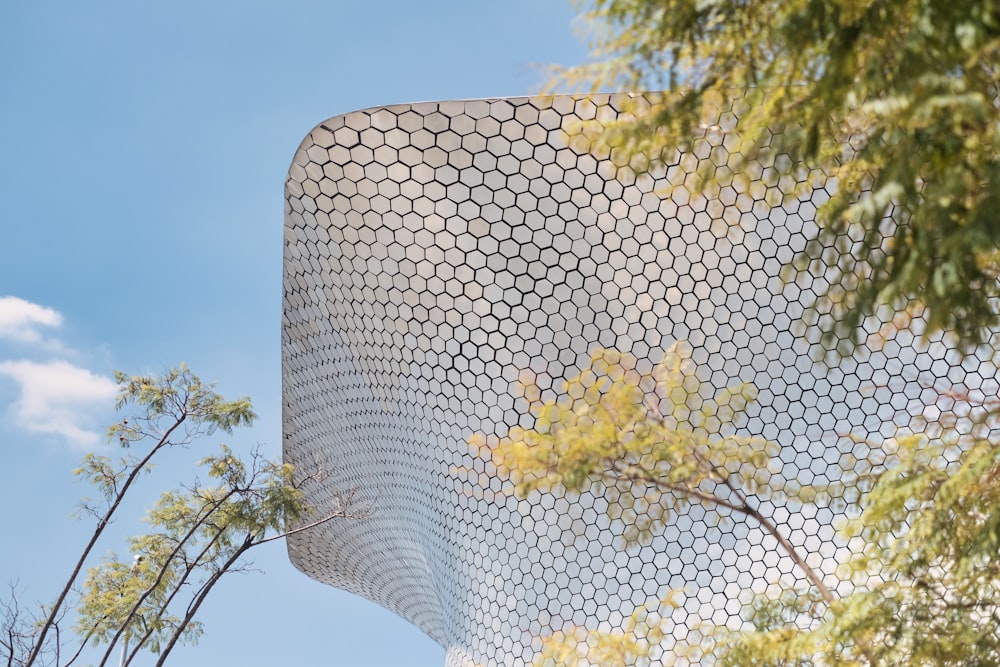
[{"xmin": 0, "ymin": 2, "xmax": 587, "ymax": 664}]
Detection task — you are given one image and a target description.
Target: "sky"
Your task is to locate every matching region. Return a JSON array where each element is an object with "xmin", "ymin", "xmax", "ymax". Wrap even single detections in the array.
[{"xmin": 0, "ymin": 2, "xmax": 587, "ymax": 665}]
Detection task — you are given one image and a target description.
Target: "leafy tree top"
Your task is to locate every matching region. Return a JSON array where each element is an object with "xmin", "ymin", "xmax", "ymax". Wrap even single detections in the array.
[{"xmin": 557, "ymin": 0, "xmax": 1000, "ymax": 349}]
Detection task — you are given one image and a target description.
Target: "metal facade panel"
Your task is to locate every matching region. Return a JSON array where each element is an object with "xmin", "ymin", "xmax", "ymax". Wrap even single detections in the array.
[{"xmin": 282, "ymin": 95, "xmax": 986, "ymax": 666}]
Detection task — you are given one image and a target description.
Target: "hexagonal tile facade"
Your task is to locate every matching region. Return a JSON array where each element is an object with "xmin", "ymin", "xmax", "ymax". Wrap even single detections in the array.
[{"xmin": 282, "ymin": 95, "xmax": 992, "ymax": 666}]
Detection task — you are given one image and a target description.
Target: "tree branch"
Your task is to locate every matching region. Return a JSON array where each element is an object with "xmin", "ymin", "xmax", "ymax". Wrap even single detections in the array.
[{"xmin": 25, "ymin": 415, "xmax": 187, "ymax": 667}]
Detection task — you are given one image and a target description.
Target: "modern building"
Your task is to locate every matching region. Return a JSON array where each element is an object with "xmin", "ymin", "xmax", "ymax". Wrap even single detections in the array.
[{"xmin": 282, "ymin": 95, "xmax": 977, "ymax": 666}]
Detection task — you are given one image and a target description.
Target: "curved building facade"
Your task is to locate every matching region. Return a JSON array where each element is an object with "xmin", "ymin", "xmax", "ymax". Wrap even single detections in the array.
[{"xmin": 282, "ymin": 95, "xmax": 989, "ymax": 665}]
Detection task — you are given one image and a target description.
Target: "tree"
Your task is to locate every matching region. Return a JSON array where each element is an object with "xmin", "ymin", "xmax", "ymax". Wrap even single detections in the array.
[
  {"xmin": 2, "ymin": 366, "xmax": 361, "ymax": 667},
  {"xmin": 481, "ymin": 343, "xmax": 833, "ymax": 665},
  {"xmin": 717, "ymin": 432, "xmax": 1000, "ymax": 666},
  {"xmin": 555, "ymin": 0, "xmax": 1000, "ymax": 348},
  {"xmin": 493, "ymin": 3, "xmax": 1000, "ymax": 663},
  {"xmin": 485, "ymin": 343, "xmax": 835, "ymax": 602},
  {"xmin": 483, "ymin": 343, "xmax": 1000, "ymax": 665}
]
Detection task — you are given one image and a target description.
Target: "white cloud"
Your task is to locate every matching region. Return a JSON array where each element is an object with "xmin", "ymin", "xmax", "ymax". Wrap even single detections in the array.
[
  {"xmin": 0, "ymin": 297, "xmax": 117, "ymax": 448},
  {"xmin": 0, "ymin": 296, "xmax": 63, "ymax": 345},
  {"xmin": 0, "ymin": 359, "xmax": 118, "ymax": 448}
]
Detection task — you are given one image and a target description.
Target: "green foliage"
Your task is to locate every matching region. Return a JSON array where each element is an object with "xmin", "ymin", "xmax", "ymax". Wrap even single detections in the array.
[
  {"xmin": 535, "ymin": 595, "xmax": 681, "ymax": 667},
  {"xmin": 481, "ymin": 341, "xmax": 837, "ymax": 624},
  {"xmin": 533, "ymin": 5, "xmax": 1000, "ymax": 658},
  {"xmin": 6, "ymin": 365, "xmax": 353, "ymax": 667},
  {"xmin": 489, "ymin": 342, "xmax": 821, "ymax": 547},
  {"xmin": 492, "ymin": 343, "xmax": 1000, "ymax": 665},
  {"xmin": 73, "ymin": 446, "xmax": 309, "ymax": 662},
  {"xmin": 109, "ymin": 363, "xmax": 256, "ymax": 446},
  {"xmin": 557, "ymin": 0, "xmax": 1000, "ymax": 348},
  {"xmin": 74, "ymin": 555, "xmax": 191, "ymax": 656},
  {"xmin": 719, "ymin": 437, "xmax": 1000, "ymax": 666}
]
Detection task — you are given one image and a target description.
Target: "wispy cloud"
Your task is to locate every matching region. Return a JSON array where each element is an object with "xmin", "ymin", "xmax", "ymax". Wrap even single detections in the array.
[
  {"xmin": 0, "ymin": 359, "xmax": 118, "ymax": 447},
  {"xmin": 0, "ymin": 296, "xmax": 65, "ymax": 347},
  {"xmin": 0, "ymin": 297, "xmax": 117, "ymax": 448}
]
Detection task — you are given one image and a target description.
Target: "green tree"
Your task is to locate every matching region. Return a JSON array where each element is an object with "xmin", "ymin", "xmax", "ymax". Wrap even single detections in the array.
[
  {"xmin": 481, "ymin": 344, "xmax": 833, "ymax": 665},
  {"xmin": 485, "ymin": 343, "xmax": 1000, "ymax": 665},
  {"xmin": 555, "ymin": 0, "xmax": 1000, "ymax": 348},
  {"xmin": 3, "ymin": 366, "xmax": 360, "ymax": 667},
  {"xmin": 717, "ymin": 433, "xmax": 1000, "ymax": 666},
  {"xmin": 485, "ymin": 343, "xmax": 835, "ymax": 602},
  {"xmin": 503, "ymin": 2, "xmax": 1000, "ymax": 663}
]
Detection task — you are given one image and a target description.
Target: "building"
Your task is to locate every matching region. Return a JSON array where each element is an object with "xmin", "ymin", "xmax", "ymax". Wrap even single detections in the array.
[{"xmin": 282, "ymin": 95, "xmax": 975, "ymax": 665}]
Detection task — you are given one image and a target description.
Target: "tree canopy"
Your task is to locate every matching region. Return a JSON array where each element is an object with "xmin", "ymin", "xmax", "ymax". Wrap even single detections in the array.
[
  {"xmin": 3, "ymin": 366, "xmax": 360, "ymax": 667},
  {"xmin": 557, "ymin": 0, "xmax": 1000, "ymax": 348},
  {"xmin": 486, "ymin": 345, "xmax": 1000, "ymax": 666},
  {"xmin": 494, "ymin": 5, "xmax": 1000, "ymax": 662},
  {"xmin": 719, "ymin": 433, "xmax": 1000, "ymax": 666}
]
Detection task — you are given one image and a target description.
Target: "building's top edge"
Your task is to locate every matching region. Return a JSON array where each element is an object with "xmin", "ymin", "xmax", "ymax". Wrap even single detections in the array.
[
  {"xmin": 286, "ymin": 92, "xmax": 646, "ymax": 171},
  {"xmin": 313, "ymin": 91, "xmax": 652, "ymax": 123}
]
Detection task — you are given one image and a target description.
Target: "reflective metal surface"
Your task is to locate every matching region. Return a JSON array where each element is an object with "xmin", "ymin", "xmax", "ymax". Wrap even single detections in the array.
[{"xmin": 283, "ymin": 95, "xmax": 991, "ymax": 666}]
